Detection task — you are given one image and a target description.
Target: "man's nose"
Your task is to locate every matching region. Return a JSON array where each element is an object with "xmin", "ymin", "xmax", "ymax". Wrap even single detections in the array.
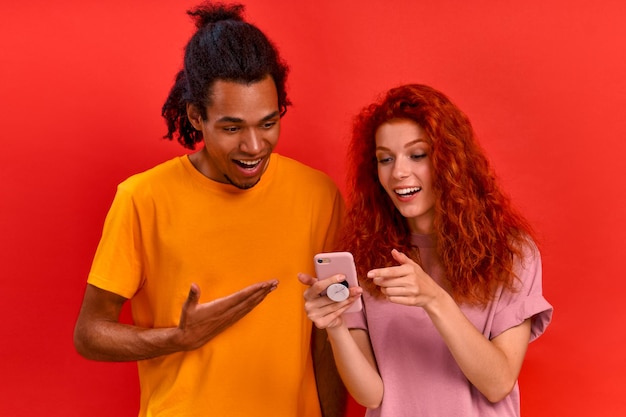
[{"xmin": 240, "ymin": 128, "xmax": 262, "ymax": 153}]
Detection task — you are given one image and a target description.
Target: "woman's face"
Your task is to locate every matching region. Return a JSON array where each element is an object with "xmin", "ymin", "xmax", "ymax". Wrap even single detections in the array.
[{"xmin": 375, "ymin": 119, "xmax": 435, "ymax": 234}]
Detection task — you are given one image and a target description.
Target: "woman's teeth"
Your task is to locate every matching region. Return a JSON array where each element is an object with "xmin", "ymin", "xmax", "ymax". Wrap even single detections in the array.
[{"xmin": 395, "ymin": 187, "xmax": 421, "ymax": 196}]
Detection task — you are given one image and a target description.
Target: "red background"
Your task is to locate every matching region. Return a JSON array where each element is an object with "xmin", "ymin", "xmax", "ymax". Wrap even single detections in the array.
[{"xmin": 1, "ymin": 0, "xmax": 625, "ymax": 415}]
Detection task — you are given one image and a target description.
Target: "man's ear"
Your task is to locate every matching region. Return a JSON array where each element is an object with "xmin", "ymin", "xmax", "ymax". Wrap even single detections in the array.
[{"xmin": 186, "ymin": 103, "xmax": 204, "ymax": 131}]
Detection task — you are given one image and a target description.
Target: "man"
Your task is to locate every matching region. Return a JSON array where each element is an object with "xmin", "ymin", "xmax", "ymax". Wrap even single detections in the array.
[{"xmin": 73, "ymin": 2, "xmax": 346, "ymax": 416}]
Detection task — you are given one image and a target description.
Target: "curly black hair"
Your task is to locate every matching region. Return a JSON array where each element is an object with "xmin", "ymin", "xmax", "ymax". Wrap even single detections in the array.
[{"xmin": 161, "ymin": 2, "xmax": 290, "ymax": 149}]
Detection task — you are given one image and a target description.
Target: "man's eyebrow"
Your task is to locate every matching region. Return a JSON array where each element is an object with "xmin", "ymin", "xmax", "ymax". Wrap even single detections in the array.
[
  {"xmin": 216, "ymin": 111, "xmax": 281, "ymax": 124},
  {"xmin": 260, "ymin": 111, "xmax": 281, "ymax": 122},
  {"xmin": 216, "ymin": 116, "xmax": 244, "ymax": 124}
]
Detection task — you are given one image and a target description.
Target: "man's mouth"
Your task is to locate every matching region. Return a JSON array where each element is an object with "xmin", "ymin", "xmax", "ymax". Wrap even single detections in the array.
[
  {"xmin": 234, "ymin": 158, "xmax": 262, "ymax": 169},
  {"xmin": 395, "ymin": 186, "xmax": 422, "ymax": 197}
]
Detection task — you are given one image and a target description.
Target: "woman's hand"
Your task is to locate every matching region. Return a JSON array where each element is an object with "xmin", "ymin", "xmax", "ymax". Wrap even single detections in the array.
[
  {"xmin": 367, "ymin": 249, "xmax": 443, "ymax": 307},
  {"xmin": 298, "ymin": 273, "xmax": 363, "ymax": 329}
]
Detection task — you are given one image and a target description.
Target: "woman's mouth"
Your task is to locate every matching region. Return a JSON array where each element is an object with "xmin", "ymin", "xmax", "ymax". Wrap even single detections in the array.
[{"xmin": 395, "ymin": 186, "xmax": 422, "ymax": 197}]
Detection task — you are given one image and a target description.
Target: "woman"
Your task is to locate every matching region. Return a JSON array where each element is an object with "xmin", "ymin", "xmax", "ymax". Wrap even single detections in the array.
[{"xmin": 299, "ymin": 84, "xmax": 553, "ymax": 416}]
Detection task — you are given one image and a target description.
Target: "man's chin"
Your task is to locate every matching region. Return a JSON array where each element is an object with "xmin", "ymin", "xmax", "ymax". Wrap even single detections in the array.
[{"xmin": 224, "ymin": 175, "xmax": 261, "ymax": 190}]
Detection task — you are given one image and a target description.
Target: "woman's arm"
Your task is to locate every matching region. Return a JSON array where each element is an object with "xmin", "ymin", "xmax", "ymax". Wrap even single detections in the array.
[
  {"xmin": 424, "ymin": 293, "xmax": 530, "ymax": 402},
  {"xmin": 368, "ymin": 249, "xmax": 531, "ymax": 403},
  {"xmin": 328, "ymin": 327, "xmax": 383, "ymax": 408},
  {"xmin": 299, "ymin": 273, "xmax": 384, "ymax": 408}
]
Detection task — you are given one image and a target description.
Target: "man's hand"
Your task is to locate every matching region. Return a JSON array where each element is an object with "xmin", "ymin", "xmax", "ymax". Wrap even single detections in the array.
[
  {"xmin": 74, "ymin": 280, "xmax": 278, "ymax": 361},
  {"xmin": 175, "ymin": 280, "xmax": 279, "ymax": 351}
]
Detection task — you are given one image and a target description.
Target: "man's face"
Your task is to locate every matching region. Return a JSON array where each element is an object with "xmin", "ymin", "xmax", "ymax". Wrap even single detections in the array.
[{"xmin": 189, "ymin": 75, "xmax": 281, "ymax": 189}]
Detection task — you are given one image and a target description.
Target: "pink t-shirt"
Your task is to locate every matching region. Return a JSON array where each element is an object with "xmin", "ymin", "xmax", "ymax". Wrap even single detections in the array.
[{"xmin": 343, "ymin": 233, "xmax": 553, "ymax": 417}]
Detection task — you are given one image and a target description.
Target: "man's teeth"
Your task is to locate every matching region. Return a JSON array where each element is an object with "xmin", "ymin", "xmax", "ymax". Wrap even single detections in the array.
[
  {"xmin": 395, "ymin": 187, "xmax": 421, "ymax": 196},
  {"xmin": 236, "ymin": 159, "xmax": 261, "ymax": 167}
]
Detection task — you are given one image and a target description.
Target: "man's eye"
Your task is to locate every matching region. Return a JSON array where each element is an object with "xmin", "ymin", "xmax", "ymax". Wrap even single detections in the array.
[
  {"xmin": 262, "ymin": 121, "xmax": 277, "ymax": 129},
  {"xmin": 223, "ymin": 126, "xmax": 240, "ymax": 133}
]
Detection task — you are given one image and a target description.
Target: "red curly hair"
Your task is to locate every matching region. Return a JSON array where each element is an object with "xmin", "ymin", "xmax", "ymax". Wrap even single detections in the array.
[{"xmin": 341, "ymin": 84, "xmax": 535, "ymax": 306}]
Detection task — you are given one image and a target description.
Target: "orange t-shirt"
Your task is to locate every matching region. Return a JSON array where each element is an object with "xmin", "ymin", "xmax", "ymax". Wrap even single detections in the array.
[{"xmin": 88, "ymin": 154, "xmax": 344, "ymax": 417}]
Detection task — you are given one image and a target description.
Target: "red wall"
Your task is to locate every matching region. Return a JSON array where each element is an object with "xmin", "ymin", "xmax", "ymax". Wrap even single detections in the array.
[{"xmin": 2, "ymin": 0, "xmax": 625, "ymax": 415}]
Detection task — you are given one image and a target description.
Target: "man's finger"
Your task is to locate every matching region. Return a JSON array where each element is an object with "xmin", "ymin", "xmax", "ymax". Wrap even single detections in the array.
[
  {"xmin": 211, "ymin": 284, "xmax": 277, "ymax": 324},
  {"xmin": 179, "ymin": 283, "xmax": 201, "ymax": 329},
  {"xmin": 187, "ymin": 283, "xmax": 200, "ymax": 303},
  {"xmin": 214, "ymin": 280, "xmax": 279, "ymax": 310}
]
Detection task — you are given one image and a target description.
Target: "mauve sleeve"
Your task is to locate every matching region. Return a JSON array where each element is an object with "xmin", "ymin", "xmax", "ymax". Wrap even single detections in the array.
[
  {"xmin": 490, "ymin": 243, "xmax": 553, "ymax": 342},
  {"xmin": 342, "ymin": 307, "xmax": 368, "ymax": 331}
]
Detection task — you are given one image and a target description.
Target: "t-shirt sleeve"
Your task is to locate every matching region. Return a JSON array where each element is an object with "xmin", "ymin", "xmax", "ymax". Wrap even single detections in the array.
[
  {"xmin": 342, "ymin": 308, "xmax": 368, "ymax": 331},
  {"xmin": 490, "ymin": 243, "xmax": 553, "ymax": 342},
  {"xmin": 87, "ymin": 184, "xmax": 144, "ymax": 299}
]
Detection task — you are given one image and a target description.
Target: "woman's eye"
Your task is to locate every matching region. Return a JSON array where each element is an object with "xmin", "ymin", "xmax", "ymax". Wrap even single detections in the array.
[
  {"xmin": 377, "ymin": 156, "xmax": 393, "ymax": 164},
  {"xmin": 411, "ymin": 153, "xmax": 427, "ymax": 160}
]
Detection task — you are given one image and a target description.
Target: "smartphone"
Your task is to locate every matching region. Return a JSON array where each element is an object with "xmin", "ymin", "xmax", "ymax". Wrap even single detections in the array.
[{"xmin": 314, "ymin": 251, "xmax": 362, "ymax": 312}]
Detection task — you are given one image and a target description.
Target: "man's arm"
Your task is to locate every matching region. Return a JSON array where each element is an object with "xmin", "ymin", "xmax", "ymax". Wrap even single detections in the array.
[
  {"xmin": 311, "ymin": 326, "xmax": 348, "ymax": 417},
  {"xmin": 74, "ymin": 281, "xmax": 278, "ymax": 361}
]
